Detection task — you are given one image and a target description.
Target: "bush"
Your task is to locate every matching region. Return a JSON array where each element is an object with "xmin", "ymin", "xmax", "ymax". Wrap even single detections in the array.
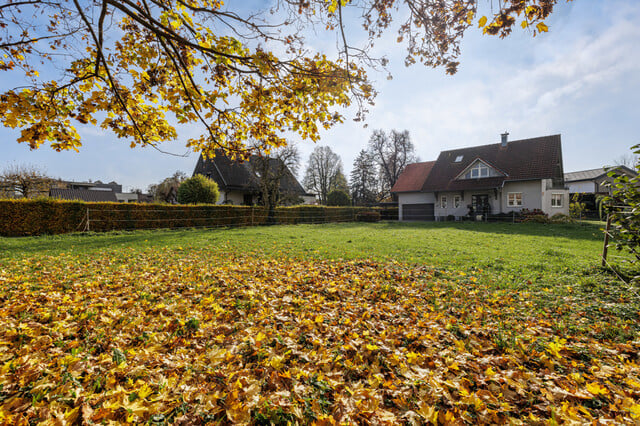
[
  {"xmin": 550, "ymin": 213, "xmax": 573, "ymax": 224},
  {"xmin": 605, "ymin": 154, "xmax": 640, "ymax": 279},
  {"xmin": 326, "ymin": 190, "xmax": 351, "ymax": 206},
  {"xmin": 356, "ymin": 211, "xmax": 380, "ymax": 222},
  {"xmin": 0, "ymin": 200, "xmax": 376, "ymax": 236},
  {"xmin": 177, "ymin": 175, "xmax": 219, "ymax": 204}
]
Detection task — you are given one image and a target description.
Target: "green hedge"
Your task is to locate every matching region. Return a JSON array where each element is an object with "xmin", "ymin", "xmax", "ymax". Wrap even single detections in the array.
[{"xmin": 0, "ymin": 199, "xmax": 397, "ymax": 236}]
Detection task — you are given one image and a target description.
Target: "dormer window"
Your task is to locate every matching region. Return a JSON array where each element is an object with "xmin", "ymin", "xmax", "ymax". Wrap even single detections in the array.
[
  {"xmin": 465, "ymin": 162, "xmax": 489, "ymax": 179},
  {"xmin": 455, "ymin": 159, "xmax": 505, "ymax": 180},
  {"xmin": 454, "ymin": 155, "xmax": 463, "ymax": 163}
]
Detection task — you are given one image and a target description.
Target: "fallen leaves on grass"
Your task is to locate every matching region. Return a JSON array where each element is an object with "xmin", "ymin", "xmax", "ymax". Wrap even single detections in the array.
[{"xmin": 0, "ymin": 248, "xmax": 639, "ymax": 424}]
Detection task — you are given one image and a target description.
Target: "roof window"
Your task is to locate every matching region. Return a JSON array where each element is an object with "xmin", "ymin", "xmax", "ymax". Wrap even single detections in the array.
[{"xmin": 454, "ymin": 155, "xmax": 463, "ymax": 163}]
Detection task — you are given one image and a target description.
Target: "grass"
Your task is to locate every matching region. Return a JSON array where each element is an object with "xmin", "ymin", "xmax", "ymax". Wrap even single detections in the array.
[
  {"xmin": 1, "ymin": 221, "xmax": 639, "ymax": 424},
  {"xmin": 0, "ymin": 220, "xmax": 612, "ymax": 268}
]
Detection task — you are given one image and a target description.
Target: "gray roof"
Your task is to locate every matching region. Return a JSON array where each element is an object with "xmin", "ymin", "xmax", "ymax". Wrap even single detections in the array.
[
  {"xmin": 564, "ymin": 165, "xmax": 637, "ymax": 182},
  {"xmin": 50, "ymin": 188, "xmax": 118, "ymax": 202},
  {"xmin": 564, "ymin": 168, "xmax": 607, "ymax": 182}
]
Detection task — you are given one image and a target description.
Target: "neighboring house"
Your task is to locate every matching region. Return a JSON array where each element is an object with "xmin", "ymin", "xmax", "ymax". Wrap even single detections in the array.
[
  {"xmin": 392, "ymin": 133, "xmax": 570, "ymax": 221},
  {"xmin": 564, "ymin": 166, "xmax": 637, "ymax": 196},
  {"xmin": 49, "ymin": 180, "xmax": 146, "ymax": 203},
  {"xmin": 564, "ymin": 165, "xmax": 638, "ymax": 215},
  {"xmin": 192, "ymin": 151, "xmax": 314, "ymax": 205},
  {"xmin": 50, "ymin": 188, "xmax": 118, "ymax": 202}
]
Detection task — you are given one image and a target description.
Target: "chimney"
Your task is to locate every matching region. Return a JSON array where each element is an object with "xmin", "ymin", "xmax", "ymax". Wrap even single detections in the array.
[{"xmin": 501, "ymin": 131, "xmax": 509, "ymax": 147}]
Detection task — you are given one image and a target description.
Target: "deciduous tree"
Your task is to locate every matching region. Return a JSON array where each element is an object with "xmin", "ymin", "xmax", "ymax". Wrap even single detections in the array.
[
  {"xmin": 148, "ymin": 171, "xmax": 187, "ymax": 203},
  {"xmin": 368, "ymin": 129, "xmax": 417, "ymax": 199},
  {"xmin": 0, "ymin": 164, "xmax": 52, "ymax": 199},
  {"xmin": 0, "ymin": 0, "xmax": 564, "ymax": 156},
  {"xmin": 250, "ymin": 145, "xmax": 301, "ymax": 223},
  {"xmin": 303, "ymin": 146, "xmax": 344, "ymax": 204},
  {"xmin": 605, "ymin": 144, "xmax": 640, "ymax": 282}
]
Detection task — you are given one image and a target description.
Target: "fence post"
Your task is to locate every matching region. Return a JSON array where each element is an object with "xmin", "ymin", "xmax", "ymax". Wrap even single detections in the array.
[
  {"xmin": 601, "ymin": 213, "xmax": 612, "ymax": 267},
  {"xmin": 251, "ymin": 207, "xmax": 254, "ymax": 227},
  {"xmin": 86, "ymin": 208, "xmax": 90, "ymax": 232}
]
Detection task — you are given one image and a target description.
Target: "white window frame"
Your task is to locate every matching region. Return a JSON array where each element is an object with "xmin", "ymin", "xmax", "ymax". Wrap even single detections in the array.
[
  {"xmin": 507, "ymin": 192, "xmax": 522, "ymax": 207},
  {"xmin": 465, "ymin": 162, "xmax": 490, "ymax": 179},
  {"xmin": 440, "ymin": 196, "xmax": 447, "ymax": 209},
  {"xmin": 551, "ymin": 193, "xmax": 563, "ymax": 208},
  {"xmin": 453, "ymin": 195, "xmax": 461, "ymax": 208}
]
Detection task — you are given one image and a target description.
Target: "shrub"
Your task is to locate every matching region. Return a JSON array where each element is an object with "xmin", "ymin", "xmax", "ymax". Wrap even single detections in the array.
[
  {"xmin": 356, "ymin": 211, "xmax": 380, "ymax": 222},
  {"xmin": 550, "ymin": 213, "xmax": 573, "ymax": 224},
  {"xmin": 326, "ymin": 190, "xmax": 351, "ymax": 206},
  {"xmin": 604, "ymin": 153, "xmax": 640, "ymax": 279},
  {"xmin": 177, "ymin": 175, "xmax": 219, "ymax": 204}
]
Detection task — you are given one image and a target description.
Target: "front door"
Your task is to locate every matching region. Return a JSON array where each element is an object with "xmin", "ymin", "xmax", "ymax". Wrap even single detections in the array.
[{"xmin": 471, "ymin": 194, "xmax": 490, "ymax": 216}]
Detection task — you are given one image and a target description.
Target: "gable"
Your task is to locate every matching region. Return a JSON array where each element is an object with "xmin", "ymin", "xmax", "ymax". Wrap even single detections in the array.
[{"xmin": 455, "ymin": 158, "xmax": 506, "ymax": 180}]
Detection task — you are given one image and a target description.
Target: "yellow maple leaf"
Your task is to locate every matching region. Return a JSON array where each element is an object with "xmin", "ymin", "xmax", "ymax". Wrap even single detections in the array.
[
  {"xmin": 585, "ymin": 382, "xmax": 608, "ymax": 396},
  {"xmin": 630, "ymin": 404, "xmax": 640, "ymax": 419},
  {"xmin": 478, "ymin": 16, "xmax": 488, "ymax": 28},
  {"xmin": 536, "ymin": 22, "xmax": 549, "ymax": 33}
]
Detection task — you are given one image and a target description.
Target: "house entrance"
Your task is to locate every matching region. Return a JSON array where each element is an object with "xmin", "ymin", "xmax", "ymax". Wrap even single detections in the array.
[
  {"xmin": 243, "ymin": 194, "xmax": 253, "ymax": 206},
  {"xmin": 471, "ymin": 194, "xmax": 490, "ymax": 216}
]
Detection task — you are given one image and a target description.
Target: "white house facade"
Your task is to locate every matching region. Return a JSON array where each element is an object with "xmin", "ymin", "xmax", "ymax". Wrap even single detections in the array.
[{"xmin": 392, "ymin": 134, "xmax": 570, "ymax": 221}]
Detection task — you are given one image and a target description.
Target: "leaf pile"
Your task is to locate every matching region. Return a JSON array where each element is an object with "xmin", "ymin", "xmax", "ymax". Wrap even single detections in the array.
[{"xmin": 1, "ymin": 248, "xmax": 639, "ymax": 424}]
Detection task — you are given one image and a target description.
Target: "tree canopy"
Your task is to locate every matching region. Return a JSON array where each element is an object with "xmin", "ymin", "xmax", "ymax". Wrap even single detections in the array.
[{"xmin": 0, "ymin": 0, "xmax": 564, "ymax": 157}]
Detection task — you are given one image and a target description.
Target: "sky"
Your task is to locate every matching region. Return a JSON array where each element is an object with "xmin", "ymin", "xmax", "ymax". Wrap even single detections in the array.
[{"xmin": 1, "ymin": 0, "xmax": 639, "ymax": 191}]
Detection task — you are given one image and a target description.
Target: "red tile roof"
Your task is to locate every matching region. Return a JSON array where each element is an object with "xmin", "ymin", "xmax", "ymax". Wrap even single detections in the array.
[{"xmin": 391, "ymin": 161, "xmax": 435, "ymax": 193}]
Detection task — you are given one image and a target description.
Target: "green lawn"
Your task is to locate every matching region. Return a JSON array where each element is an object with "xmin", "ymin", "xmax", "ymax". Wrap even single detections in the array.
[
  {"xmin": 0, "ymin": 220, "xmax": 610, "ymax": 267},
  {"xmin": 0, "ymin": 220, "xmax": 626, "ymax": 286}
]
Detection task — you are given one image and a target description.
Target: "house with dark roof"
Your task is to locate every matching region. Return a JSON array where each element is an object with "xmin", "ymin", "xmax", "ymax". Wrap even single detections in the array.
[
  {"xmin": 193, "ymin": 151, "xmax": 314, "ymax": 205},
  {"xmin": 49, "ymin": 180, "xmax": 149, "ymax": 203},
  {"xmin": 50, "ymin": 188, "xmax": 118, "ymax": 202},
  {"xmin": 391, "ymin": 133, "xmax": 570, "ymax": 221}
]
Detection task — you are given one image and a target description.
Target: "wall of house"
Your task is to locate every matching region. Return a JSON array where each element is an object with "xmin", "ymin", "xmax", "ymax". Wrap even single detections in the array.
[
  {"xmin": 501, "ymin": 181, "xmax": 543, "ymax": 213},
  {"xmin": 541, "ymin": 179, "xmax": 570, "ymax": 215},
  {"xmin": 567, "ymin": 180, "xmax": 596, "ymax": 194},
  {"xmin": 433, "ymin": 191, "xmax": 469, "ymax": 218},
  {"xmin": 397, "ymin": 192, "xmax": 435, "ymax": 220},
  {"xmin": 220, "ymin": 191, "xmax": 250, "ymax": 205},
  {"xmin": 302, "ymin": 195, "xmax": 317, "ymax": 205}
]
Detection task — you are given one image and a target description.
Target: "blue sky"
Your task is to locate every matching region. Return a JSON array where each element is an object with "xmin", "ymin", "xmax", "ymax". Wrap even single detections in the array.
[{"xmin": 1, "ymin": 0, "xmax": 639, "ymax": 191}]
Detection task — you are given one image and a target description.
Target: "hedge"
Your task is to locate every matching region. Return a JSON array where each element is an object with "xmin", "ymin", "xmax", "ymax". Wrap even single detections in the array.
[{"xmin": 0, "ymin": 199, "xmax": 398, "ymax": 236}]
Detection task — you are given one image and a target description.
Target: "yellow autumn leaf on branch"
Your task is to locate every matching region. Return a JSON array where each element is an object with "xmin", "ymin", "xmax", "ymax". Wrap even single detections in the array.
[{"xmin": 478, "ymin": 16, "xmax": 488, "ymax": 28}]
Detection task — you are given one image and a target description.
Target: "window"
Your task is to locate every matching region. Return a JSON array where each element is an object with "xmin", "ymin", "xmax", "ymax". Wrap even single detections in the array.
[
  {"xmin": 463, "ymin": 162, "xmax": 490, "ymax": 179},
  {"xmin": 440, "ymin": 196, "xmax": 447, "ymax": 209},
  {"xmin": 551, "ymin": 193, "xmax": 563, "ymax": 207},
  {"xmin": 453, "ymin": 195, "xmax": 461, "ymax": 208},
  {"xmin": 508, "ymin": 192, "xmax": 522, "ymax": 207},
  {"xmin": 454, "ymin": 155, "xmax": 463, "ymax": 163}
]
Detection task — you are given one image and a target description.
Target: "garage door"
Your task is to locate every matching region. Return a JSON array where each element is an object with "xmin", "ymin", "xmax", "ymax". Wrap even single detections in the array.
[{"xmin": 402, "ymin": 203, "xmax": 434, "ymax": 221}]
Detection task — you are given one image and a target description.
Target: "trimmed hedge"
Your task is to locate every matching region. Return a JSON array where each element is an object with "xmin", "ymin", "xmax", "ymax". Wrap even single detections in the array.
[{"xmin": 0, "ymin": 199, "xmax": 397, "ymax": 236}]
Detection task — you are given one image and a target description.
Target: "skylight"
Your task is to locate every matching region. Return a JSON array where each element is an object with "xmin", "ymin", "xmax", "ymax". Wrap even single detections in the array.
[{"xmin": 454, "ymin": 155, "xmax": 463, "ymax": 163}]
